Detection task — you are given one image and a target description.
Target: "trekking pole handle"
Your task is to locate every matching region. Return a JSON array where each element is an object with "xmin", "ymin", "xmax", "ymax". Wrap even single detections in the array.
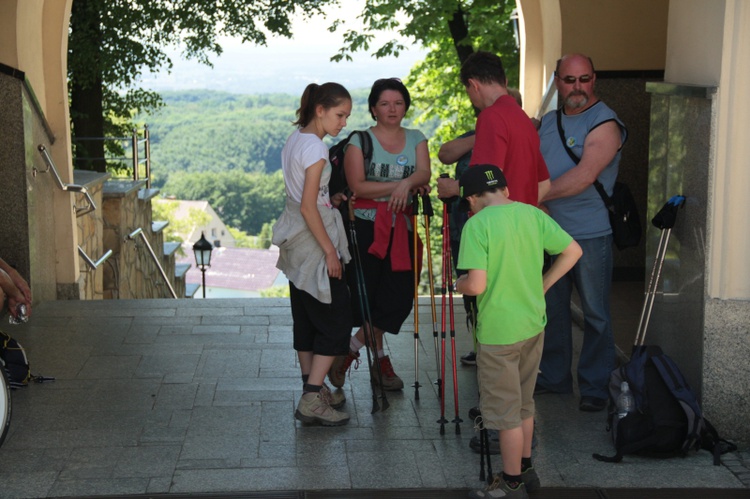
[
  {"xmin": 438, "ymin": 173, "xmax": 458, "ymax": 210},
  {"xmin": 348, "ymin": 196, "xmax": 356, "ymax": 222}
]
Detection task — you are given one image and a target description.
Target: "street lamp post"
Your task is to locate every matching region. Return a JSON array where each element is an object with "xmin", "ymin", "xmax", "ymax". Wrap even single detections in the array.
[{"xmin": 192, "ymin": 232, "xmax": 213, "ymax": 299}]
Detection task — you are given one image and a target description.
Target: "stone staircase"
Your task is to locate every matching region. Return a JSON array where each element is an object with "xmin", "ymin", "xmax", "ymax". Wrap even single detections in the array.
[{"xmin": 77, "ymin": 173, "xmax": 195, "ymax": 300}]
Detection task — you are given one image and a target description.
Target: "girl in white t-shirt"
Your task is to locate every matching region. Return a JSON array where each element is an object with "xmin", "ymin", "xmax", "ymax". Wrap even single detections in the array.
[{"xmin": 273, "ymin": 82, "xmax": 353, "ymax": 426}]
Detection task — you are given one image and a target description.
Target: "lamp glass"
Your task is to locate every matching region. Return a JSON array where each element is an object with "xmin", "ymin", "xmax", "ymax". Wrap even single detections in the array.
[{"xmin": 192, "ymin": 233, "xmax": 213, "ymax": 268}]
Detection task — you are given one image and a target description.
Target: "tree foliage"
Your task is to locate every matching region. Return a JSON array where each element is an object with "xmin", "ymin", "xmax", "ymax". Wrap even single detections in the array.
[
  {"xmin": 330, "ymin": 0, "xmax": 520, "ymax": 147},
  {"xmin": 162, "ymin": 170, "xmax": 286, "ymax": 235},
  {"xmin": 152, "ymin": 199, "xmax": 211, "ymax": 246},
  {"xmin": 68, "ymin": 0, "xmax": 338, "ymax": 172},
  {"xmin": 328, "ymin": 0, "xmax": 520, "ymax": 288},
  {"xmin": 142, "ymin": 89, "xmax": 439, "ymax": 186}
]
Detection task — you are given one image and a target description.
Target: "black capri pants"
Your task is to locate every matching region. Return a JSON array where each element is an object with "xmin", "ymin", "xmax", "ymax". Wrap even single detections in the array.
[{"xmin": 289, "ymin": 275, "xmax": 352, "ymax": 356}]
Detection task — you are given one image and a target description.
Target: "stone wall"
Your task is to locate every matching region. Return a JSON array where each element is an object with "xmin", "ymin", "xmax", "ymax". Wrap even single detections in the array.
[
  {"xmin": 102, "ymin": 182, "xmax": 178, "ymax": 299},
  {"xmin": 75, "ymin": 171, "xmax": 110, "ymax": 300}
]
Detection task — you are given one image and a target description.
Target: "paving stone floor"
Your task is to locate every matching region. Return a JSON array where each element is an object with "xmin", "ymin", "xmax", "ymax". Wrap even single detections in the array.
[{"xmin": 0, "ymin": 288, "xmax": 746, "ymax": 498}]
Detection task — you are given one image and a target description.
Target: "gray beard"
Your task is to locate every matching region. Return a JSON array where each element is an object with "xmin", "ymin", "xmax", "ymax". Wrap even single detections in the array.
[{"xmin": 565, "ymin": 93, "xmax": 589, "ymax": 110}]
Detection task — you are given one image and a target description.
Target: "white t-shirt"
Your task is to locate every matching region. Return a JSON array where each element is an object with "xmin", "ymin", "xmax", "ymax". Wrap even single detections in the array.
[{"xmin": 281, "ymin": 129, "xmax": 331, "ymax": 206}]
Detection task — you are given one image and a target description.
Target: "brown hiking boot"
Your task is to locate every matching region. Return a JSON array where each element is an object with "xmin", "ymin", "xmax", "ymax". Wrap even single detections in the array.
[
  {"xmin": 320, "ymin": 382, "xmax": 346, "ymax": 409},
  {"xmin": 373, "ymin": 355, "xmax": 404, "ymax": 391},
  {"xmin": 328, "ymin": 350, "xmax": 360, "ymax": 388}
]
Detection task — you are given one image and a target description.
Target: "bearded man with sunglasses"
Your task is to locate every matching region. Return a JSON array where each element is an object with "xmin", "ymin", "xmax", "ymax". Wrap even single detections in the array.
[{"xmin": 536, "ymin": 54, "xmax": 628, "ymax": 413}]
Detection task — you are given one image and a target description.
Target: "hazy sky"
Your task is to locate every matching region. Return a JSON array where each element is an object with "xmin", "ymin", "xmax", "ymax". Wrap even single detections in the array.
[{"xmin": 140, "ymin": 2, "xmax": 427, "ymax": 95}]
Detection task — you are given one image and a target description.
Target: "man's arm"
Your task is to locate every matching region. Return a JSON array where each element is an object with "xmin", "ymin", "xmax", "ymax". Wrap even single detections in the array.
[
  {"xmin": 0, "ymin": 257, "xmax": 31, "ymax": 318},
  {"xmin": 537, "ymin": 179, "xmax": 551, "ymax": 205},
  {"xmin": 541, "ymin": 120, "xmax": 622, "ymax": 202},
  {"xmin": 0, "ymin": 268, "xmax": 28, "ymax": 319},
  {"xmin": 438, "ymin": 134, "xmax": 475, "ymax": 165}
]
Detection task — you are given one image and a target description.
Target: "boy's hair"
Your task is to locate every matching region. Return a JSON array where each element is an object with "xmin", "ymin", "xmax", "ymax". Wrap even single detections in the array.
[{"xmin": 460, "ymin": 51, "xmax": 507, "ymax": 87}]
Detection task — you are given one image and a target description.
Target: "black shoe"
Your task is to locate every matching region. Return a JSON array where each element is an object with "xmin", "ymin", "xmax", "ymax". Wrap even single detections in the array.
[
  {"xmin": 468, "ymin": 405, "xmax": 481, "ymax": 421},
  {"xmin": 460, "ymin": 351, "xmax": 477, "ymax": 366},
  {"xmin": 579, "ymin": 396, "xmax": 607, "ymax": 412},
  {"xmin": 469, "ymin": 430, "xmax": 500, "ymax": 455}
]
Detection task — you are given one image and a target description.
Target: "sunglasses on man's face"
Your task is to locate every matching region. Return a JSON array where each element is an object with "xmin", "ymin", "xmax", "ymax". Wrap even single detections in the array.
[{"xmin": 557, "ymin": 74, "xmax": 593, "ymax": 84}]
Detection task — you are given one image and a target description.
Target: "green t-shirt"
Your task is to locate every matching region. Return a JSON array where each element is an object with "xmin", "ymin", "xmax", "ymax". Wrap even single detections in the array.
[{"xmin": 457, "ymin": 202, "xmax": 573, "ymax": 345}]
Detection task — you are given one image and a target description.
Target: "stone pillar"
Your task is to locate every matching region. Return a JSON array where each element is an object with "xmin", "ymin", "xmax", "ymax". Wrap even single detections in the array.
[
  {"xmin": 0, "ymin": 65, "xmax": 63, "ymax": 303},
  {"xmin": 646, "ymin": 82, "xmax": 749, "ymax": 443}
]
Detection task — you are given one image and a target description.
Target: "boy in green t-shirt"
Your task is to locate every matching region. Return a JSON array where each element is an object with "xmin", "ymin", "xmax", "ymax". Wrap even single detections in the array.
[{"xmin": 455, "ymin": 165, "xmax": 582, "ymax": 499}]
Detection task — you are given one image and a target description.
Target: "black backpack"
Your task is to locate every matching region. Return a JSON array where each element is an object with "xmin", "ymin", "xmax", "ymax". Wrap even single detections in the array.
[
  {"xmin": 0, "ymin": 330, "xmax": 31, "ymax": 388},
  {"xmin": 328, "ymin": 130, "xmax": 373, "ymax": 197},
  {"xmin": 593, "ymin": 345, "xmax": 735, "ymax": 464}
]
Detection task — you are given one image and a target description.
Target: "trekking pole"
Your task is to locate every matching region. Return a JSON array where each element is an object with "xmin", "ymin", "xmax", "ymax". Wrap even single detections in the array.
[
  {"xmin": 437, "ymin": 173, "xmax": 456, "ymax": 433},
  {"xmin": 635, "ymin": 195, "xmax": 685, "ymax": 347},
  {"xmin": 421, "ymin": 193, "xmax": 441, "ymax": 397},
  {"xmin": 482, "ymin": 424, "xmax": 494, "ymax": 484},
  {"xmin": 411, "ymin": 193, "xmax": 422, "ymax": 400},
  {"xmin": 437, "ymin": 185, "xmax": 449, "ymax": 433},
  {"xmin": 347, "ymin": 198, "xmax": 389, "ymax": 413},
  {"xmin": 443, "ymin": 195, "xmax": 462, "ymax": 435},
  {"xmin": 467, "ymin": 298, "xmax": 478, "ymax": 359}
]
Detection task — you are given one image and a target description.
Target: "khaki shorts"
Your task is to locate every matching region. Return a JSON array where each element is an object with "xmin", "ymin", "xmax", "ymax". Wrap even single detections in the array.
[{"xmin": 477, "ymin": 332, "xmax": 544, "ymax": 431}]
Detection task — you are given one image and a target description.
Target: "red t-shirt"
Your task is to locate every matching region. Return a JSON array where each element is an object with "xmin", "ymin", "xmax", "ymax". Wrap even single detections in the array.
[{"xmin": 470, "ymin": 95, "xmax": 549, "ymax": 206}]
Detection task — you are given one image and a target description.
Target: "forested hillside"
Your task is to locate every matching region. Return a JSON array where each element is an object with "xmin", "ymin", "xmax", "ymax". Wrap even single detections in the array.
[{"xmin": 141, "ymin": 89, "xmax": 439, "ymax": 235}]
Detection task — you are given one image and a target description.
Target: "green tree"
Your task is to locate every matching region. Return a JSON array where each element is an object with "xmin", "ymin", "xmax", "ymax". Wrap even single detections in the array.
[
  {"xmin": 68, "ymin": 0, "xmax": 337, "ymax": 172},
  {"xmin": 331, "ymin": 0, "xmax": 519, "ymax": 146},
  {"xmin": 257, "ymin": 222, "xmax": 275, "ymax": 250},
  {"xmin": 152, "ymin": 199, "xmax": 211, "ymax": 246},
  {"xmin": 162, "ymin": 170, "xmax": 286, "ymax": 235},
  {"xmin": 329, "ymin": 0, "xmax": 520, "ymax": 289},
  {"xmin": 228, "ymin": 227, "xmax": 256, "ymax": 248}
]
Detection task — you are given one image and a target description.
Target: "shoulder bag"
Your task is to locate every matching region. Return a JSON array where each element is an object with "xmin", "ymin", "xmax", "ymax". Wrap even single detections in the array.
[{"xmin": 555, "ymin": 110, "xmax": 641, "ymax": 250}]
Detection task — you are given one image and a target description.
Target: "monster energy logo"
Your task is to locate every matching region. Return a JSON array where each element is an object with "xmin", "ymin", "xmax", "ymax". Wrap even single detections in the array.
[{"xmin": 485, "ymin": 169, "xmax": 498, "ymax": 186}]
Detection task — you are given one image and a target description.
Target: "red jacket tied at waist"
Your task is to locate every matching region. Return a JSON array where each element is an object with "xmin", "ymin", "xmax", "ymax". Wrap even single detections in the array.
[{"xmin": 353, "ymin": 198, "xmax": 421, "ymax": 272}]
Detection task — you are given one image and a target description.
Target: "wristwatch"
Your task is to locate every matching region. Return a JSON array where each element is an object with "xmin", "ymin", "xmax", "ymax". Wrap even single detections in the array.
[{"xmin": 453, "ymin": 281, "xmax": 459, "ymax": 293}]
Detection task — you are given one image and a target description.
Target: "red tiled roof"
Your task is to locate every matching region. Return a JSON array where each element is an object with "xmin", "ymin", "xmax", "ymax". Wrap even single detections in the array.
[{"xmin": 177, "ymin": 246, "xmax": 282, "ymax": 291}]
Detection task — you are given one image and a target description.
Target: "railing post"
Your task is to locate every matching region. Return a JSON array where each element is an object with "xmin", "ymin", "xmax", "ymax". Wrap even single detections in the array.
[
  {"xmin": 132, "ymin": 128, "xmax": 139, "ymax": 182},
  {"xmin": 144, "ymin": 125, "xmax": 151, "ymax": 189}
]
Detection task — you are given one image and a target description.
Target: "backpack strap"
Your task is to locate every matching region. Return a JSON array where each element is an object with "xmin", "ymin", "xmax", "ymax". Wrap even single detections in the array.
[
  {"xmin": 650, "ymin": 353, "xmax": 703, "ymax": 454},
  {"xmin": 701, "ymin": 417, "xmax": 738, "ymax": 465},
  {"xmin": 356, "ymin": 130, "xmax": 373, "ymax": 166},
  {"xmin": 623, "ymin": 345, "xmax": 661, "ymax": 409}
]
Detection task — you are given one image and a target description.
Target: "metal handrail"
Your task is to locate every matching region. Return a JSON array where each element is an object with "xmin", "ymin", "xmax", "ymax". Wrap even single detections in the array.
[
  {"xmin": 78, "ymin": 246, "xmax": 113, "ymax": 271},
  {"xmin": 72, "ymin": 125, "xmax": 151, "ymax": 188},
  {"xmin": 126, "ymin": 228, "xmax": 177, "ymax": 299},
  {"xmin": 37, "ymin": 145, "xmax": 96, "ymax": 217}
]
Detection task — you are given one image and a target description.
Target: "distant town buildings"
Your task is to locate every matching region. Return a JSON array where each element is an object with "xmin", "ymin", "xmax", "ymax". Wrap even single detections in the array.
[
  {"xmin": 155, "ymin": 199, "xmax": 237, "ymax": 248},
  {"xmin": 161, "ymin": 199, "xmax": 285, "ymax": 298}
]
